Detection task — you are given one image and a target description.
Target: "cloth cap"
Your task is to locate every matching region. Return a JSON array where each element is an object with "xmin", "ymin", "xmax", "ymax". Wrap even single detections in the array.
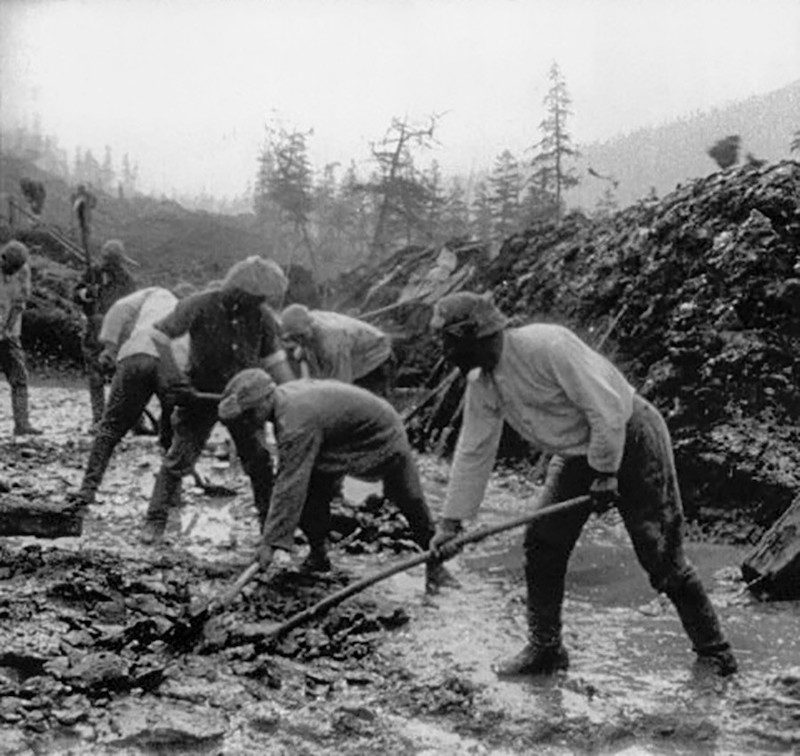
[
  {"xmin": 0, "ymin": 241, "xmax": 29, "ymax": 275},
  {"xmin": 100, "ymin": 239, "xmax": 138, "ymax": 268},
  {"xmin": 281, "ymin": 303, "xmax": 313, "ymax": 338},
  {"xmin": 221, "ymin": 256, "xmax": 288, "ymax": 308},
  {"xmin": 218, "ymin": 368, "xmax": 277, "ymax": 421},
  {"xmin": 430, "ymin": 292, "xmax": 508, "ymax": 338}
]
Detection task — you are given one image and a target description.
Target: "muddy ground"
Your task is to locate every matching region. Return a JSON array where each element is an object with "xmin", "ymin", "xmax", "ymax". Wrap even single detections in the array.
[{"xmin": 0, "ymin": 379, "xmax": 799, "ymax": 755}]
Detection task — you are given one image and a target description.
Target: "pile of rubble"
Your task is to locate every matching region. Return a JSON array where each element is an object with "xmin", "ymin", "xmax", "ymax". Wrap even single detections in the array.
[
  {"xmin": 331, "ymin": 240, "xmax": 489, "ymax": 386},
  {"xmin": 486, "ymin": 160, "xmax": 800, "ymax": 533}
]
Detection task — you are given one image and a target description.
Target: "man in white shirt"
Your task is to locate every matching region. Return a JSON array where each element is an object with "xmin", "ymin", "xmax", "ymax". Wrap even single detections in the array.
[
  {"xmin": 67, "ymin": 285, "xmax": 191, "ymax": 506},
  {"xmin": 429, "ymin": 292, "xmax": 736, "ymax": 677}
]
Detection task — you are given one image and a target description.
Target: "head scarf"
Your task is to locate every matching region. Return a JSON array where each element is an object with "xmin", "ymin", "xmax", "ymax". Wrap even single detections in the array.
[
  {"xmin": 218, "ymin": 368, "xmax": 277, "ymax": 421},
  {"xmin": 281, "ymin": 303, "xmax": 313, "ymax": 338},
  {"xmin": 221, "ymin": 256, "xmax": 288, "ymax": 309},
  {"xmin": 430, "ymin": 292, "xmax": 508, "ymax": 339}
]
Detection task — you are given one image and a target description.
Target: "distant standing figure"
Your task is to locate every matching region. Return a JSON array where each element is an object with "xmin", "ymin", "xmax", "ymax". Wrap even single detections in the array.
[
  {"xmin": 0, "ymin": 241, "xmax": 40, "ymax": 435},
  {"xmin": 281, "ymin": 304, "xmax": 395, "ymax": 396},
  {"xmin": 73, "ymin": 239, "xmax": 138, "ymax": 426}
]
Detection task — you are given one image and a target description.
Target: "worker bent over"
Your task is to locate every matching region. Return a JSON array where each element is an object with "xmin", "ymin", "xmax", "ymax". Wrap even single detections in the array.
[
  {"xmin": 67, "ymin": 285, "xmax": 193, "ymax": 507},
  {"xmin": 429, "ymin": 292, "xmax": 737, "ymax": 677},
  {"xmin": 218, "ymin": 369, "xmax": 457, "ymax": 593},
  {"xmin": 281, "ymin": 304, "xmax": 395, "ymax": 397},
  {"xmin": 142, "ymin": 256, "xmax": 293, "ymax": 544}
]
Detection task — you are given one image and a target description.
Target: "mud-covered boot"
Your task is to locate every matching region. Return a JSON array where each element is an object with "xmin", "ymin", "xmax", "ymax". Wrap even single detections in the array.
[
  {"xmin": 495, "ymin": 642, "xmax": 569, "ymax": 677},
  {"xmin": 425, "ymin": 559, "xmax": 461, "ymax": 594},
  {"xmin": 140, "ymin": 519, "xmax": 166, "ymax": 545},
  {"xmin": 694, "ymin": 642, "xmax": 738, "ymax": 677},
  {"xmin": 71, "ymin": 430, "xmax": 120, "ymax": 506},
  {"xmin": 11, "ymin": 386, "xmax": 41, "ymax": 435},
  {"xmin": 663, "ymin": 566, "xmax": 737, "ymax": 677},
  {"xmin": 141, "ymin": 469, "xmax": 180, "ymax": 545},
  {"xmin": 301, "ymin": 546, "xmax": 332, "ymax": 573},
  {"xmin": 495, "ymin": 604, "xmax": 568, "ymax": 677}
]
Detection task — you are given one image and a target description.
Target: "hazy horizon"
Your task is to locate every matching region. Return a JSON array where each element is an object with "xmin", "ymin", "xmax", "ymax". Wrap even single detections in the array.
[{"xmin": 2, "ymin": 0, "xmax": 799, "ymax": 200}]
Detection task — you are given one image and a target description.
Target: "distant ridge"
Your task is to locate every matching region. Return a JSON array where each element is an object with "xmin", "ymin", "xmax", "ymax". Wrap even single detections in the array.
[{"xmin": 569, "ymin": 78, "xmax": 800, "ymax": 210}]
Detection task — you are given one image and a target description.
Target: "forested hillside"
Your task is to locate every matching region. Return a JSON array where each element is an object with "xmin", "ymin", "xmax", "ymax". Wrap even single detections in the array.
[{"xmin": 570, "ymin": 79, "xmax": 800, "ymax": 210}]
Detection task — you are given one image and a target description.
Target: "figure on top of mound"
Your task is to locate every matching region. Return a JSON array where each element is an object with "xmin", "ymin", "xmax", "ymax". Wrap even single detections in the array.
[
  {"xmin": 428, "ymin": 292, "xmax": 737, "ymax": 678},
  {"xmin": 0, "ymin": 241, "xmax": 40, "ymax": 435},
  {"xmin": 141, "ymin": 256, "xmax": 293, "ymax": 544},
  {"xmin": 73, "ymin": 239, "xmax": 138, "ymax": 428},
  {"xmin": 281, "ymin": 303, "xmax": 395, "ymax": 397}
]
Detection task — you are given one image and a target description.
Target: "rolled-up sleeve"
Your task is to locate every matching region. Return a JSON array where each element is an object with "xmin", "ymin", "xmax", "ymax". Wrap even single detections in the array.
[
  {"xmin": 262, "ymin": 429, "xmax": 323, "ymax": 550},
  {"xmin": 154, "ymin": 298, "xmax": 193, "ymax": 339},
  {"xmin": 99, "ymin": 298, "xmax": 134, "ymax": 348},
  {"xmin": 442, "ymin": 376, "xmax": 504, "ymax": 521}
]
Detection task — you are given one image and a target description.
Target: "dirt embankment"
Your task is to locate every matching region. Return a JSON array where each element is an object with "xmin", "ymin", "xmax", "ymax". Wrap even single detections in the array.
[
  {"xmin": 485, "ymin": 161, "xmax": 800, "ymax": 533},
  {"xmin": 362, "ymin": 161, "xmax": 800, "ymax": 536}
]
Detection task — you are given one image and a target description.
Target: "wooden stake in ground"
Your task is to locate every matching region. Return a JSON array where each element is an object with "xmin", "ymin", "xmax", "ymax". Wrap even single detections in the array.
[{"xmin": 741, "ymin": 494, "xmax": 800, "ymax": 599}]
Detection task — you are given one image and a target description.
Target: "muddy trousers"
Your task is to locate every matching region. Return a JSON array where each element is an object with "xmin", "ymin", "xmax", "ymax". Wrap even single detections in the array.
[
  {"xmin": 523, "ymin": 396, "xmax": 730, "ymax": 658},
  {"xmin": 78, "ymin": 354, "xmax": 175, "ymax": 502},
  {"xmin": 299, "ymin": 450, "xmax": 435, "ymax": 558},
  {"xmin": 0, "ymin": 338, "xmax": 35, "ymax": 433},
  {"xmin": 146, "ymin": 402, "xmax": 273, "ymax": 526},
  {"xmin": 81, "ymin": 320, "xmax": 106, "ymax": 425}
]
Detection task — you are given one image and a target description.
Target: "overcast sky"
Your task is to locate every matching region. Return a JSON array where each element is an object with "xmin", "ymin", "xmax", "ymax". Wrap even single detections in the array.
[{"xmin": 1, "ymin": 0, "xmax": 799, "ymax": 198}]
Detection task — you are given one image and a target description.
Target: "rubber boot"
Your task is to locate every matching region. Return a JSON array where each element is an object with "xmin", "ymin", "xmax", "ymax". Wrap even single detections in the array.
[
  {"xmin": 71, "ymin": 430, "xmax": 119, "ymax": 506},
  {"xmin": 11, "ymin": 386, "xmax": 41, "ymax": 436},
  {"xmin": 663, "ymin": 568, "xmax": 738, "ymax": 676},
  {"xmin": 425, "ymin": 559, "xmax": 461, "ymax": 594},
  {"xmin": 495, "ymin": 604, "xmax": 569, "ymax": 677},
  {"xmin": 301, "ymin": 545, "xmax": 332, "ymax": 573},
  {"xmin": 141, "ymin": 468, "xmax": 180, "ymax": 544}
]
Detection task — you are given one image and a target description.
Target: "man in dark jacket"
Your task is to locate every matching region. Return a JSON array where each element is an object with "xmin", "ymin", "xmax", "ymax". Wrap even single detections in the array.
[
  {"xmin": 73, "ymin": 239, "xmax": 138, "ymax": 426},
  {"xmin": 142, "ymin": 256, "xmax": 293, "ymax": 544},
  {"xmin": 429, "ymin": 292, "xmax": 737, "ymax": 677},
  {"xmin": 217, "ymin": 368, "xmax": 456, "ymax": 592}
]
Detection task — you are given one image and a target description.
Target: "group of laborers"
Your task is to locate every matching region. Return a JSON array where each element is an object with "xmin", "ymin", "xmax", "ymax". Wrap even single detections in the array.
[{"xmin": 1, "ymin": 238, "xmax": 737, "ymax": 678}]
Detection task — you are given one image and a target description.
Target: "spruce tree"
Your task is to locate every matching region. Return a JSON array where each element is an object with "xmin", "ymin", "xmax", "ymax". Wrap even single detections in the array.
[{"xmin": 529, "ymin": 61, "xmax": 580, "ymax": 224}]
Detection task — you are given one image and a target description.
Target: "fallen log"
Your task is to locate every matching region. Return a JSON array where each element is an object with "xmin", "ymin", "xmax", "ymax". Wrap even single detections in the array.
[
  {"xmin": 0, "ymin": 496, "xmax": 83, "ymax": 538},
  {"xmin": 741, "ymin": 493, "xmax": 800, "ymax": 600}
]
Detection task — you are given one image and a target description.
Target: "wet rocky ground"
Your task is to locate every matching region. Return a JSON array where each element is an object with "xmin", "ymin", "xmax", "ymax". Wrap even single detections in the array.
[{"xmin": 0, "ymin": 379, "xmax": 799, "ymax": 755}]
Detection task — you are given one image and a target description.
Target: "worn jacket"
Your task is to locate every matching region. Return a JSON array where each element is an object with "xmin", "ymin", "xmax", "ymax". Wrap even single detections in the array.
[
  {"xmin": 261, "ymin": 379, "xmax": 409, "ymax": 550},
  {"xmin": 302, "ymin": 311, "xmax": 392, "ymax": 382},
  {"xmin": 154, "ymin": 290, "xmax": 286, "ymax": 392},
  {"xmin": 442, "ymin": 323, "xmax": 636, "ymax": 521}
]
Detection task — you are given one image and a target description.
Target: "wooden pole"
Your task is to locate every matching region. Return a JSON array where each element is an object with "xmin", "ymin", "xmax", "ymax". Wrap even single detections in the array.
[{"xmin": 260, "ymin": 493, "xmax": 591, "ymax": 643}]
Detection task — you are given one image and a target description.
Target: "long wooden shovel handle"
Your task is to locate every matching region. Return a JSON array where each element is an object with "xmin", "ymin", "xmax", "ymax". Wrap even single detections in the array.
[
  {"xmin": 220, "ymin": 561, "xmax": 262, "ymax": 605},
  {"xmin": 207, "ymin": 561, "xmax": 262, "ymax": 615},
  {"xmin": 264, "ymin": 493, "xmax": 591, "ymax": 642}
]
